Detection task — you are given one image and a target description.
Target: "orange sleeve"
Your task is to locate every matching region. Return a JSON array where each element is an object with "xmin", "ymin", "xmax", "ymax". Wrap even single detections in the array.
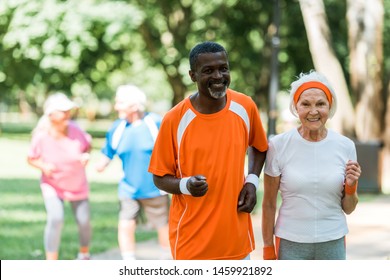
[
  {"xmin": 148, "ymin": 112, "xmax": 178, "ymax": 177},
  {"xmin": 249, "ymin": 102, "xmax": 268, "ymax": 152}
]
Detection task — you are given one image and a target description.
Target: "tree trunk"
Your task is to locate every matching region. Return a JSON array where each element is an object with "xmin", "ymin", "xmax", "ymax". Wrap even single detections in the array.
[
  {"xmin": 347, "ymin": 0, "xmax": 386, "ymax": 193},
  {"xmin": 166, "ymin": 71, "xmax": 188, "ymax": 107},
  {"xmin": 347, "ymin": 0, "xmax": 384, "ymax": 141},
  {"xmin": 381, "ymin": 80, "xmax": 390, "ymax": 193},
  {"xmin": 18, "ymin": 90, "xmax": 32, "ymax": 122},
  {"xmin": 137, "ymin": 1, "xmax": 192, "ymax": 108},
  {"xmin": 299, "ymin": 0, "xmax": 355, "ymax": 136}
]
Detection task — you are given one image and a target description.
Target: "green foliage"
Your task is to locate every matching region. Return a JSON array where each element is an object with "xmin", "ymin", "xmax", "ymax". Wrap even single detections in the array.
[
  {"xmin": 0, "ymin": 0, "xmax": 148, "ymax": 110},
  {"xmin": 279, "ymin": 1, "xmax": 311, "ymax": 85},
  {"xmin": 324, "ymin": 0, "xmax": 349, "ymax": 71},
  {"xmin": 120, "ymin": 0, "xmax": 277, "ymax": 107},
  {"xmin": 0, "ymin": 0, "xmax": 389, "ymax": 116}
]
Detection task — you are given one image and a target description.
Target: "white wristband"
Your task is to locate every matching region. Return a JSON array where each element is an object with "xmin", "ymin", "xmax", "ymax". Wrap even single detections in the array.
[
  {"xmin": 245, "ymin": 174, "xmax": 259, "ymax": 190},
  {"xmin": 179, "ymin": 177, "xmax": 191, "ymax": 195}
]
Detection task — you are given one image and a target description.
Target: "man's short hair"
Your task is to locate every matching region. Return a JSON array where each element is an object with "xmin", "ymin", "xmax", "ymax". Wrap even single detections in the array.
[{"xmin": 189, "ymin": 41, "xmax": 227, "ymax": 71}]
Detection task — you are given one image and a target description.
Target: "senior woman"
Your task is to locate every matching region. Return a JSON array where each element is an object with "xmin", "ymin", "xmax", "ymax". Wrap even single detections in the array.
[
  {"xmin": 262, "ymin": 70, "xmax": 361, "ymax": 260},
  {"xmin": 27, "ymin": 93, "xmax": 92, "ymax": 260}
]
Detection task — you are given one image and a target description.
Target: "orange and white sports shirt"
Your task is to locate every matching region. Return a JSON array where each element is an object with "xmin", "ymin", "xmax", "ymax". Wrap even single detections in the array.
[{"xmin": 148, "ymin": 89, "xmax": 268, "ymax": 259}]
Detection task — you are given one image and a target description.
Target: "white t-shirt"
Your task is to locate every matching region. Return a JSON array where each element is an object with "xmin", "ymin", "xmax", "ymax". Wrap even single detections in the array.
[{"xmin": 265, "ymin": 128, "xmax": 357, "ymax": 243}]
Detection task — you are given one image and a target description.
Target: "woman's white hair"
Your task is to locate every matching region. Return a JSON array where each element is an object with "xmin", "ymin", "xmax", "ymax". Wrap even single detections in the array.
[{"xmin": 288, "ymin": 70, "xmax": 337, "ymax": 118}]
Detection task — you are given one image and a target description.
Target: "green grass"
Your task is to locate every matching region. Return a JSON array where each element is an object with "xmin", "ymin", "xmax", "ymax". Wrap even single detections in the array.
[{"xmin": 0, "ymin": 135, "xmax": 157, "ymax": 260}]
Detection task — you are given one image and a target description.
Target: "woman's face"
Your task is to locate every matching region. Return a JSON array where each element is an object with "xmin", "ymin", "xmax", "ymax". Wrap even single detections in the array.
[
  {"xmin": 295, "ymin": 88, "xmax": 330, "ymax": 131},
  {"xmin": 49, "ymin": 110, "xmax": 72, "ymax": 126}
]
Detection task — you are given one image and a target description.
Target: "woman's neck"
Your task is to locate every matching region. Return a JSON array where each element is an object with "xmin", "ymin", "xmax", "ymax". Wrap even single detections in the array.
[
  {"xmin": 49, "ymin": 124, "xmax": 68, "ymax": 138},
  {"xmin": 298, "ymin": 126, "xmax": 328, "ymax": 142}
]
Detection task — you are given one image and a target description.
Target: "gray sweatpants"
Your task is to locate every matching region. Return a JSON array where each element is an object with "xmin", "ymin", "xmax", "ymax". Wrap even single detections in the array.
[
  {"xmin": 278, "ymin": 237, "xmax": 346, "ymax": 260},
  {"xmin": 43, "ymin": 196, "xmax": 91, "ymax": 252}
]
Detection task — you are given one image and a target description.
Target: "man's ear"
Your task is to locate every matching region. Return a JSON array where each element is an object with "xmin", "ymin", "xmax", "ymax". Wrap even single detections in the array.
[{"xmin": 189, "ymin": 70, "xmax": 197, "ymax": 82}]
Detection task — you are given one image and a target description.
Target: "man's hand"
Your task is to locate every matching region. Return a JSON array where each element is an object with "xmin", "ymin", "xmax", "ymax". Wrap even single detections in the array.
[
  {"xmin": 237, "ymin": 183, "xmax": 257, "ymax": 213},
  {"xmin": 187, "ymin": 175, "xmax": 208, "ymax": 197}
]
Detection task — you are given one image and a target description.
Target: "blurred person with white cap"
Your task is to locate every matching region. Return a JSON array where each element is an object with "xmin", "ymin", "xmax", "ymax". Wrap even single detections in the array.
[
  {"xmin": 27, "ymin": 92, "xmax": 92, "ymax": 260},
  {"xmin": 96, "ymin": 84, "xmax": 170, "ymax": 260}
]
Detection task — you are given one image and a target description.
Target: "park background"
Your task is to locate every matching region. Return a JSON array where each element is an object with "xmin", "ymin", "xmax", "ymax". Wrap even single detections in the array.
[{"xmin": 1, "ymin": 0, "xmax": 389, "ymax": 260}]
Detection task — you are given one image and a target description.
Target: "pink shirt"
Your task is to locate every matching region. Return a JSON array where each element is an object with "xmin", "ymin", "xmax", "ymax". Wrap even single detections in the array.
[{"xmin": 28, "ymin": 121, "xmax": 91, "ymax": 201}]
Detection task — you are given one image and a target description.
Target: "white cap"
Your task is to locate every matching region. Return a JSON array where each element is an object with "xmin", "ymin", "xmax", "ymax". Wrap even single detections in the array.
[
  {"xmin": 44, "ymin": 92, "xmax": 77, "ymax": 115},
  {"xmin": 115, "ymin": 85, "xmax": 147, "ymax": 112}
]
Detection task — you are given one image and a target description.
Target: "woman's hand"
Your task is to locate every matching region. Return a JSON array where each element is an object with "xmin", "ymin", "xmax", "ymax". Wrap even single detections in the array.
[
  {"xmin": 80, "ymin": 153, "xmax": 90, "ymax": 167},
  {"xmin": 41, "ymin": 162, "xmax": 56, "ymax": 177},
  {"xmin": 345, "ymin": 160, "xmax": 361, "ymax": 187}
]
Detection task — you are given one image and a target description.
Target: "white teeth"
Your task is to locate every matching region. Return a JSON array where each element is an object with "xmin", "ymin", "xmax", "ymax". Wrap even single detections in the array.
[{"xmin": 209, "ymin": 83, "xmax": 225, "ymax": 90}]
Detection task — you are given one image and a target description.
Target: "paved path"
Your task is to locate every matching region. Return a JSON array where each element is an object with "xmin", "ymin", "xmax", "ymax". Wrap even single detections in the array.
[
  {"xmin": 344, "ymin": 195, "xmax": 390, "ymax": 260},
  {"xmin": 92, "ymin": 195, "xmax": 390, "ymax": 260}
]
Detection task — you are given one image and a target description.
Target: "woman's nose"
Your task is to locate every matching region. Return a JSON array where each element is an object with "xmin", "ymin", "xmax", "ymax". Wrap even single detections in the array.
[{"xmin": 309, "ymin": 106, "xmax": 318, "ymax": 114}]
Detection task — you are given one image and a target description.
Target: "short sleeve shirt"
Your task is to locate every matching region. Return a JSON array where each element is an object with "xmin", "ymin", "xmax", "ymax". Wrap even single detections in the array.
[
  {"xmin": 149, "ymin": 89, "xmax": 268, "ymax": 259},
  {"xmin": 265, "ymin": 128, "xmax": 357, "ymax": 242},
  {"xmin": 28, "ymin": 121, "xmax": 91, "ymax": 201},
  {"xmin": 101, "ymin": 113, "xmax": 163, "ymax": 199}
]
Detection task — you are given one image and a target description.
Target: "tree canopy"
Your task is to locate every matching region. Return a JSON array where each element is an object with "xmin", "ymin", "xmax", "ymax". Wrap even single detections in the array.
[{"xmin": 0, "ymin": 0, "xmax": 389, "ymax": 120}]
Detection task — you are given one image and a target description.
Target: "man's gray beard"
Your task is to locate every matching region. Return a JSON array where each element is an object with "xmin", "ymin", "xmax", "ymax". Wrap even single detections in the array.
[{"xmin": 209, "ymin": 88, "xmax": 227, "ymax": 99}]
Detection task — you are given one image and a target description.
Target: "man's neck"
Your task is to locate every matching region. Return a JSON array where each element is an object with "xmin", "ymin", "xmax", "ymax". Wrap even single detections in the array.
[
  {"xmin": 190, "ymin": 92, "xmax": 227, "ymax": 114},
  {"xmin": 126, "ymin": 111, "xmax": 144, "ymax": 123}
]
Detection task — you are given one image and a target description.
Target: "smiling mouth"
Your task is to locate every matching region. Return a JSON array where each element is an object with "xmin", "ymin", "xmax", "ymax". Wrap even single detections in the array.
[
  {"xmin": 209, "ymin": 80, "xmax": 228, "ymax": 91},
  {"xmin": 209, "ymin": 81, "xmax": 226, "ymax": 88},
  {"xmin": 307, "ymin": 118, "xmax": 320, "ymax": 122}
]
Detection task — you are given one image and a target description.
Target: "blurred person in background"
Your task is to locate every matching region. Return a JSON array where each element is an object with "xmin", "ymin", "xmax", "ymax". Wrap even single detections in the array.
[
  {"xmin": 262, "ymin": 70, "xmax": 361, "ymax": 260},
  {"xmin": 96, "ymin": 84, "xmax": 170, "ymax": 260},
  {"xmin": 27, "ymin": 92, "xmax": 92, "ymax": 260}
]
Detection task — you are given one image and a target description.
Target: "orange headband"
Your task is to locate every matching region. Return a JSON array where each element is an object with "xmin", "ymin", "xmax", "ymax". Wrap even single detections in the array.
[{"xmin": 293, "ymin": 81, "xmax": 333, "ymax": 105}]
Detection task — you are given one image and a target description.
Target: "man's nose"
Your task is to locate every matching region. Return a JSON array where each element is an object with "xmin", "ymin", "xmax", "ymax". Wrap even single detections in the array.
[{"xmin": 212, "ymin": 70, "xmax": 223, "ymax": 79}]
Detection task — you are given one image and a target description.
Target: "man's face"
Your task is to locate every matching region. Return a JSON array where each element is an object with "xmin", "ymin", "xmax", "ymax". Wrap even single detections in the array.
[
  {"xmin": 189, "ymin": 51, "xmax": 230, "ymax": 100},
  {"xmin": 114, "ymin": 97, "xmax": 137, "ymax": 119}
]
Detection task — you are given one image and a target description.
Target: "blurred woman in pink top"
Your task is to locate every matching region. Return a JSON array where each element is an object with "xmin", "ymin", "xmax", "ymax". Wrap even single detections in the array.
[{"xmin": 27, "ymin": 93, "xmax": 92, "ymax": 260}]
